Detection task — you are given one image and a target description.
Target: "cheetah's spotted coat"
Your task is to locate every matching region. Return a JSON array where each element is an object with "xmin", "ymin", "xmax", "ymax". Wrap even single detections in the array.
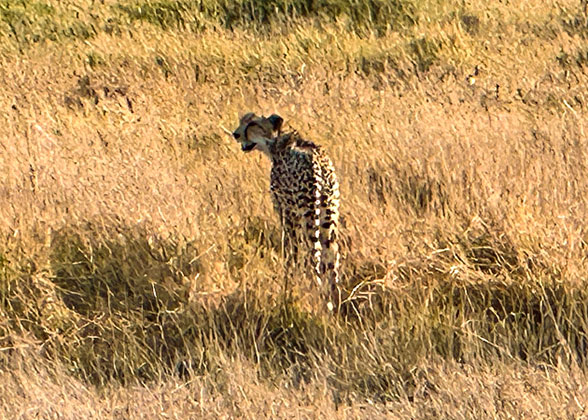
[{"xmin": 232, "ymin": 112, "xmax": 341, "ymax": 311}]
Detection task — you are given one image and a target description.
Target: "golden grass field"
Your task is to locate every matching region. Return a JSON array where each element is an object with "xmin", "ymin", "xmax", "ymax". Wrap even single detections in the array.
[{"xmin": 1, "ymin": 0, "xmax": 588, "ymax": 418}]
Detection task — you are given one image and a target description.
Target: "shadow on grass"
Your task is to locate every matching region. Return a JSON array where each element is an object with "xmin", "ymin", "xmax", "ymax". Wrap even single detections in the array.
[
  {"xmin": 44, "ymin": 225, "xmax": 331, "ymax": 387},
  {"xmin": 1, "ymin": 223, "xmax": 587, "ymax": 402}
]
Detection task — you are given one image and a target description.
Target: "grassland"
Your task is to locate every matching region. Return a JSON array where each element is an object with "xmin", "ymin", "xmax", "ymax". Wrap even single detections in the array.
[{"xmin": 1, "ymin": 0, "xmax": 588, "ymax": 418}]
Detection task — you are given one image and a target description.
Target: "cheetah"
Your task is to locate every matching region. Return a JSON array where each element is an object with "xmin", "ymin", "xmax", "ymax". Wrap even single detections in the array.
[{"xmin": 232, "ymin": 112, "xmax": 341, "ymax": 311}]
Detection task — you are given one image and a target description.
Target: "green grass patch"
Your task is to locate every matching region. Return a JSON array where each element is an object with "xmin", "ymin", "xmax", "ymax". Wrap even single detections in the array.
[
  {"xmin": 0, "ymin": 0, "xmax": 96, "ymax": 45},
  {"xmin": 115, "ymin": 0, "xmax": 417, "ymax": 33}
]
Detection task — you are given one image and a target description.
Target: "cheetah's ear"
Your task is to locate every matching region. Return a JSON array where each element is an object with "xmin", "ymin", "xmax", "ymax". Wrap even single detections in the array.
[{"xmin": 267, "ymin": 114, "xmax": 283, "ymax": 133}]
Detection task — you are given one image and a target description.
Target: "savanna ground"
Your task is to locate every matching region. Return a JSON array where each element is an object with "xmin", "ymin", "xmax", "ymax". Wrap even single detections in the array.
[{"xmin": 1, "ymin": 0, "xmax": 588, "ymax": 418}]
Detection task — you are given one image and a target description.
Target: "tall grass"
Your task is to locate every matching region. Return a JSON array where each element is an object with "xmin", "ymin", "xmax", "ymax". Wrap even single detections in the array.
[{"xmin": 1, "ymin": 0, "xmax": 588, "ymax": 418}]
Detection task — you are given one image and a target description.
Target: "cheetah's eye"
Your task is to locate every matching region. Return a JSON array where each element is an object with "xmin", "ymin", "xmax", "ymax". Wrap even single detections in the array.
[{"xmin": 233, "ymin": 132, "xmax": 240, "ymax": 139}]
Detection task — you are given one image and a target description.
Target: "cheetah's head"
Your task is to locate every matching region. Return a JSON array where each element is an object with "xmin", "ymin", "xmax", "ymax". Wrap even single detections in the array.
[{"xmin": 232, "ymin": 112, "xmax": 283, "ymax": 156}]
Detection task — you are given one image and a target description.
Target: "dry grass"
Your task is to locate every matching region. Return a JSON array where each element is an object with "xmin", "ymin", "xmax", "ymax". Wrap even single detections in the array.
[
  {"xmin": 1, "ymin": 0, "xmax": 588, "ymax": 418},
  {"xmin": 3, "ymin": 345, "xmax": 588, "ymax": 419}
]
